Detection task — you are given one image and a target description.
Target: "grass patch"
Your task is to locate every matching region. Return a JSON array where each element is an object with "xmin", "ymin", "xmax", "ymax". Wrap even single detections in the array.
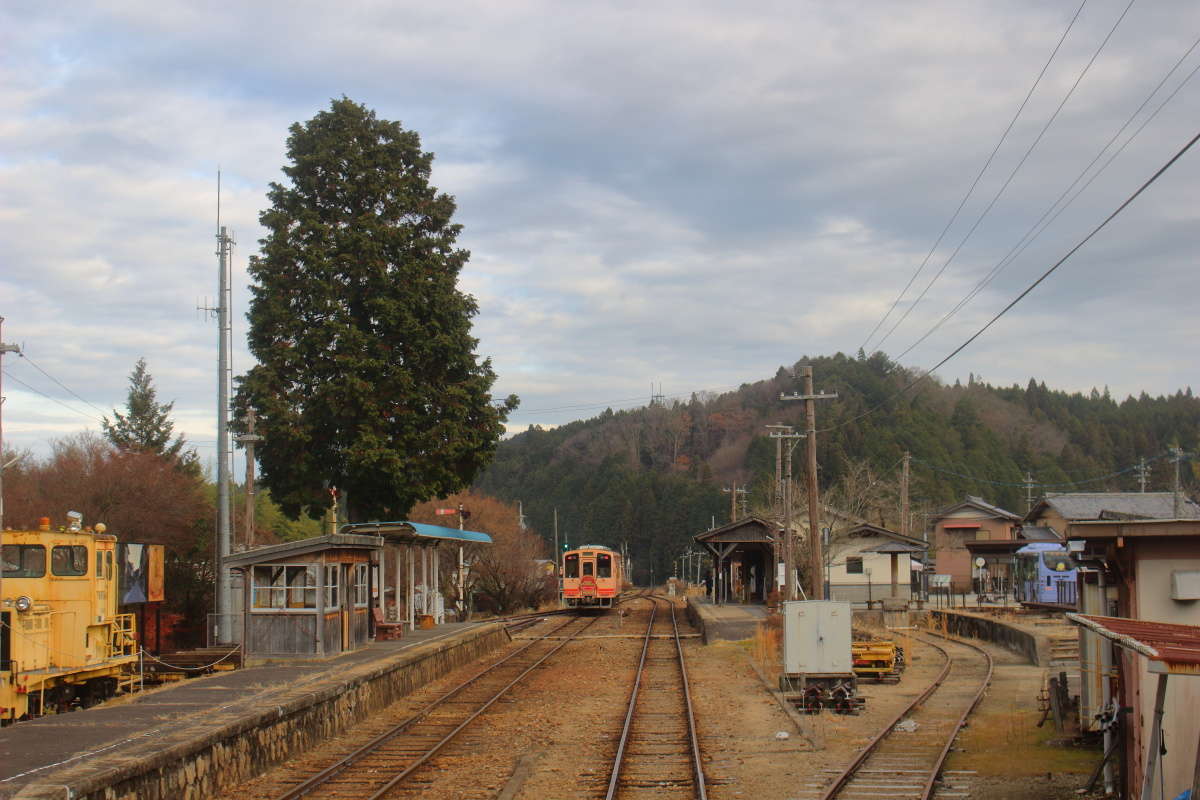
[{"xmin": 952, "ymin": 699, "xmax": 1099, "ymax": 777}]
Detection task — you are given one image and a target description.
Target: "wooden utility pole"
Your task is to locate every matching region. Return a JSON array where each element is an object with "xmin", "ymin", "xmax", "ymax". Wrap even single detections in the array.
[
  {"xmin": 770, "ymin": 428, "xmax": 804, "ymax": 601},
  {"xmin": 1172, "ymin": 446, "xmax": 1184, "ymax": 518},
  {"xmin": 900, "ymin": 451, "xmax": 911, "ymax": 538},
  {"xmin": 782, "ymin": 366, "xmax": 837, "ymax": 600},
  {"xmin": 235, "ymin": 409, "xmax": 263, "ymax": 550}
]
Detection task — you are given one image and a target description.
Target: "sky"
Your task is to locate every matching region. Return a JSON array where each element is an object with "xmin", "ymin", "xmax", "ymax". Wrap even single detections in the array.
[{"xmin": 2, "ymin": 0, "xmax": 1199, "ymax": 465}]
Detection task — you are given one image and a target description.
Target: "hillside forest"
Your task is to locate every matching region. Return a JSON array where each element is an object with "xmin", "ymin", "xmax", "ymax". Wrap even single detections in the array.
[{"xmin": 476, "ymin": 352, "xmax": 1200, "ymax": 584}]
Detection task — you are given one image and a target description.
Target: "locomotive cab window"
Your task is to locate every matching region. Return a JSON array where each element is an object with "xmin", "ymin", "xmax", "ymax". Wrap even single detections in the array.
[
  {"xmin": 597, "ymin": 553, "xmax": 612, "ymax": 578},
  {"xmin": 565, "ymin": 553, "xmax": 579, "ymax": 578},
  {"xmin": 583, "ymin": 561, "xmax": 594, "ymax": 576},
  {"xmin": 51, "ymin": 546, "xmax": 88, "ymax": 576},
  {"xmin": 3, "ymin": 545, "xmax": 46, "ymax": 578}
]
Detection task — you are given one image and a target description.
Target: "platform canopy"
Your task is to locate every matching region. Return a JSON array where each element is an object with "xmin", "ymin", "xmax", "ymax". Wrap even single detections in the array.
[
  {"xmin": 1067, "ymin": 613, "xmax": 1200, "ymax": 675},
  {"xmin": 340, "ymin": 521, "xmax": 493, "ymax": 545}
]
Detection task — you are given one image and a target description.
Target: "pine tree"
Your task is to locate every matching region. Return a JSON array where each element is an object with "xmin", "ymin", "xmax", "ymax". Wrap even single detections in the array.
[
  {"xmin": 102, "ymin": 358, "xmax": 189, "ymax": 459},
  {"xmin": 237, "ymin": 98, "xmax": 518, "ymax": 522}
]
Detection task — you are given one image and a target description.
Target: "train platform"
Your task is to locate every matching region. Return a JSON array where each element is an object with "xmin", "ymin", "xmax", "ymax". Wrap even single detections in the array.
[
  {"xmin": 0, "ymin": 620, "xmax": 510, "ymax": 800},
  {"xmin": 685, "ymin": 597, "xmax": 770, "ymax": 643}
]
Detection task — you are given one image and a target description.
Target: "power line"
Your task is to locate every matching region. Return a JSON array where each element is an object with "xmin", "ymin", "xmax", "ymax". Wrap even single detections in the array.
[
  {"xmin": 869, "ymin": 0, "xmax": 1138, "ymax": 355},
  {"xmin": 0, "ymin": 369, "xmax": 104, "ymax": 423},
  {"xmin": 17, "ymin": 354, "xmax": 110, "ymax": 417},
  {"xmin": 893, "ymin": 30, "xmax": 1200, "ymax": 364},
  {"xmin": 858, "ymin": 0, "xmax": 1089, "ymax": 354},
  {"xmin": 822, "ymin": 124, "xmax": 1200, "ymax": 435},
  {"xmin": 912, "ymin": 452, "xmax": 1177, "ymax": 490}
]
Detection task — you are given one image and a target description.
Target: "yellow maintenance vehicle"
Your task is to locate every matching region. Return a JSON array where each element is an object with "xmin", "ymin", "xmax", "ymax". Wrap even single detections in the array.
[{"xmin": 1, "ymin": 515, "xmax": 139, "ymax": 724}]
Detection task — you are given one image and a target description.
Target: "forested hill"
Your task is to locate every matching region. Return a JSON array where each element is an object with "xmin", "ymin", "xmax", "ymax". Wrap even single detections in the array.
[{"xmin": 475, "ymin": 352, "xmax": 1199, "ymax": 583}]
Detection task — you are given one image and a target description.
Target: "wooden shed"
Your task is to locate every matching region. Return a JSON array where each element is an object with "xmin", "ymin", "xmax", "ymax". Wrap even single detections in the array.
[{"xmin": 225, "ymin": 533, "xmax": 383, "ymax": 660}]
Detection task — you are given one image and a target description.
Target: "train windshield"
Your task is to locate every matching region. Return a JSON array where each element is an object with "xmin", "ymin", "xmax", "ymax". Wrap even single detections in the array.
[
  {"xmin": 597, "ymin": 553, "xmax": 612, "ymax": 578},
  {"xmin": 51, "ymin": 546, "xmax": 88, "ymax": 576},
  {"xmin": 2, "ymin": 545, "xmax": 46, "ymax": 578},
  {"xmin": 1041, "ymin": 552, "xmax": 1076, "ymax": 572},
  {"xmin": 565, "ymin": 553, "xmax": 579, "ymax": 578}
]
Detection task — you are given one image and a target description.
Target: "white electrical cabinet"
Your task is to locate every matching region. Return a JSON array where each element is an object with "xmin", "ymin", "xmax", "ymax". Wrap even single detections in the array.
[{"xmin": 782, "ymin": 600, "xmax": 852, "ymax": 675}]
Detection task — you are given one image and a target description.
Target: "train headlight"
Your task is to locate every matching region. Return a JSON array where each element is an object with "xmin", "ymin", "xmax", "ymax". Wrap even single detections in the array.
[{"xmin": 14, "ymin": 596, "xmax": 32, "ymax": 613}]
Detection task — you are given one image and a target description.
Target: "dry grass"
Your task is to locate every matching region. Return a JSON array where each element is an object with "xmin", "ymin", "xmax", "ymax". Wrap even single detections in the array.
[{"xmin": 750, "ymin": 618, "xmax": 782, "ymax": 685}]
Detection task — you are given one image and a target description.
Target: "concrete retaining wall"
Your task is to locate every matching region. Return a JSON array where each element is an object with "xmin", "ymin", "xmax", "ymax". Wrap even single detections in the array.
[
  {"xmin": 14, "ymin": 624, "xmax": 510, "ymax": 800},
  {"xmin": 927, "ymin": 609, "xmax": 1046, "ymax": 665}
]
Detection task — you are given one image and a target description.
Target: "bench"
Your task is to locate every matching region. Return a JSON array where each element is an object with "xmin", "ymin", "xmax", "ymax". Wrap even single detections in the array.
[{"xmin": 372, "ymin": 607, "xmax": 405, "ymax": 641}]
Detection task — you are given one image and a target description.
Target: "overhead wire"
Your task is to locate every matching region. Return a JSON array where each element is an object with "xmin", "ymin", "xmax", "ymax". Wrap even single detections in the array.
[
  {"xmin": 858, "ymin": 0, "xmax": 1089, "ymax": 354},
  {"xmin": 1, "ymin": 368, "xmax": 104, "ymax": 424},
  {"xmin": 912, "ymin": 451, "xmax": 1177, "ymax": 490},
  {"xmin": 819, "ymin": 124, "xmax": 1200, "ymax": 435},
  {"xmin": 18, "ymin": 353, "xmax": 110, "ymax": 417},
  {"xmin": 893, "ymin": 29, "xmax": 1200, "ymax": 364},
  {"xmin": 869, "ymin": 0, "xmax": 1139, "ymax": 355}
]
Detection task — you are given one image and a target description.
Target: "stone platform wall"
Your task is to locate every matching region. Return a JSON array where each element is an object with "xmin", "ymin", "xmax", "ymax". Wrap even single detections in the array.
[{"xmin": 14, "ymin": 624, "xmax": 510, "ymax": 800}]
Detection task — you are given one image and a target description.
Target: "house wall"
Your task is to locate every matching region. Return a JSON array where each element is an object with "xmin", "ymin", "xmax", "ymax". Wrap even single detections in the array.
[
  {"xmin": 1030, "ymin": 507, "xmax": 1070, "ymax": 536},
  {"xmin": 828, "ymin": 540, "xmax": 914, "ymax": 603},
  {"xmin": 1129, "ymin": 537, "xmax": 1200, "ymax": 798},
  {"xmin": 931, "ymin": 509, "xmax": 1016, "ymax": 590}
]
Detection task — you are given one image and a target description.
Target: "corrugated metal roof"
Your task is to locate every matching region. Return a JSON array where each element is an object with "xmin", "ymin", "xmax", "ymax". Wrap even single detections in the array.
[
  {"xmin": 933, "ymin": 495, "xmax": 1022, "ymax": 522},
  {"xmin": 1041, "ymin": 492, "xmax": 1200, "ymax": 521},
  {"xmin": 1067, "ymin": 613, "xmax": 1200, "ymax": 668}
]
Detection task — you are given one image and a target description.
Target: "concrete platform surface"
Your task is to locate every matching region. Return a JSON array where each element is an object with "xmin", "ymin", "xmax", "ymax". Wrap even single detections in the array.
[
  {"xmin": 686, "ymin": 597, "xmax": 769, "ymax": 643},
  {"xmin": 0, "ymin": 621, "xmax": 487, "ymax": 798}
]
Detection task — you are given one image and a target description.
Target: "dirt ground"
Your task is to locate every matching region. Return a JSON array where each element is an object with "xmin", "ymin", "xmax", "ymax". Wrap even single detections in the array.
[{"xmin": 230, "ymin": 603, "xmax": 1103, "ymax": 799}]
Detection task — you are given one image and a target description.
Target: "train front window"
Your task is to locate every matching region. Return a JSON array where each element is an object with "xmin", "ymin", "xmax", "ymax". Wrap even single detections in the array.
[
  {"xmin": 51, "ymin": 545, "xmax": 88, "ymax": 576},
  {"xmin": 2, "ymin": 545, "xmax": 46, "ymax": 578},
  {"xmin": 565, "ymin": 554, "xmax": 579, "ymax": 578},
  {"xmin": 597, "ymin": 553, "xmax": 612, "ymax": 578},
  {"xmin": 1041, "ymin": 552, "xmax": 1076, "ymax": 572},
  {"xmin": 583, "ymin": 561, "xmax": 594, "ymax": 576}
]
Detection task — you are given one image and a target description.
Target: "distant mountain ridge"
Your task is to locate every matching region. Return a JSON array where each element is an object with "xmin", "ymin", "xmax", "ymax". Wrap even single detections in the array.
[{"xmin": 475, "ymin": 352, "xmax": 1198, "ymax": 583}]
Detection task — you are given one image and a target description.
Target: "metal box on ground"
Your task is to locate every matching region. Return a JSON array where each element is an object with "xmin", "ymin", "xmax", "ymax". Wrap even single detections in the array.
[
  {"xmin": 782, "ymin": 600, "xmax": 852, "ymax": 674},
  {"xmin": 780, "ymin": 601, "xmax": 861, "ymax": 714}
]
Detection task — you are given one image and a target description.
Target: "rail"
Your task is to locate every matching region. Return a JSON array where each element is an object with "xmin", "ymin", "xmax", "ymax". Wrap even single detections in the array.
[
  {"xmin": 818, "ymin": 627, "xmax": 993, "ymax": 800},
  {"xmin": 605, "ymin": 595, "xmax": 707, "ymax": 800},
  {"xmin": 273, "ymin": 613, "xmax": 597, "ymax": 800}
]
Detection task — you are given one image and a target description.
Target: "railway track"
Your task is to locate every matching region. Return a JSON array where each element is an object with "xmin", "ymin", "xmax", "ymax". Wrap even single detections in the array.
[
  {"xmin": 604, "ymin": 596, "xmax": 707, "ymax": 800},
  {"xmin": 806, "ymin": 629, "xmax": 993, "ymax": 800},
  {"xmin": 261, "ymin": 613, "xmax": 598, "ymax": 800}
]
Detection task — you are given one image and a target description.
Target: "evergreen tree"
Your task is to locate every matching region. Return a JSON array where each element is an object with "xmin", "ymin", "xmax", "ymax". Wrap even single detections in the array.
[
  {"xmin": 237, "ymin": 98, "xmax": 518, "ymax": 522},
  {"xmin": 102, "ymin": 358, "xmax": 189, "ymax": 460}
]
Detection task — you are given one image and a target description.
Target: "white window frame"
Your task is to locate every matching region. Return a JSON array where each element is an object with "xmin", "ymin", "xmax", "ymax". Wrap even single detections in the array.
[
  {"xmin": 251, "ymin": 564, "xmax": 318, "ymax": 612},
  {"xmin": 354, "ymin": 563, "xmax": 369, "ymax": 608},
  {"xmin": 324, "ymin": 564, "xmax": 340, "ymax": 608}
]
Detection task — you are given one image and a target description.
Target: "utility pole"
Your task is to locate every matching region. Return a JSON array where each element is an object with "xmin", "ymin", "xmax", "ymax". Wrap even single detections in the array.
[
  {"xmin": 722, "ymin": 483, "xmax": 747, "ymax": 522},
  {"xmin": 1024, "ymin": 470, "xmax": 1035, "ymax": 513},
  {"xmin": 234, "ymin": 408, "xmax": 262, "ymax": 550},
  {"xmin": 0, "ymin": 317, "xmax": 20, "ymax": 535},
  {"xmin": 1172, "ymin": 447, "xmax": 1184, "ymax": 518},
  {"xmin": 1136, "ymin": 457, "xmax": 1149, "ymax": 493},
  {"xmin": 900, "ymin": 451, "xmax": 911, "ymax": 538},
  {"xmin": 770, "ymin": 428, "xmax": 805, "ymax": 601},
  {"xmin": 553, "ymin": 507, "xmax": 559, "ymax": 561},
  {"xmin": 782, "ymin": 366, "xmax": 837, "ymax": 600}
]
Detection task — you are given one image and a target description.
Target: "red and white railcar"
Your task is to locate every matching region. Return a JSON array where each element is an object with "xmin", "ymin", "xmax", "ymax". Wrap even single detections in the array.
[{"xmin": 560, "ymin": 545, "xmax": 623, "ymax": 609}]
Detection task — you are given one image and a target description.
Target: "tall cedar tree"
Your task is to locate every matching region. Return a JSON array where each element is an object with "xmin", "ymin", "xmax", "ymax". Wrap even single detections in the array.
[
  {"xmin": 102, "ymin": 358, "xmax": 190, "ymax": 461},
  {"xmin": 237, "ymin": 98, "xmax": 518, "ymax": 522}
]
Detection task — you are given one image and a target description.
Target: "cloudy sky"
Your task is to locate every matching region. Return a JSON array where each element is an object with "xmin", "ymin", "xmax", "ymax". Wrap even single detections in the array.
[{"xmin": 2, "ymin": 0, "xmax": 1199, "ymax": 463}]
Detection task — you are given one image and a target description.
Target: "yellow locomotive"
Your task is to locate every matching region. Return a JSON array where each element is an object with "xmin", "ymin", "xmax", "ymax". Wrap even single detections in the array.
[{"xmin": 1, "ymin": 515, "xmax": 138, "ymax": 724}]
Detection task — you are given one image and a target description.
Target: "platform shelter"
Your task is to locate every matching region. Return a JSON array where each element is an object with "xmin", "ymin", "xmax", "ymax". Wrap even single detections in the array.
[
  {"xmin": 341, "ymin": 521, "xmax": 492, "ymax": 629},
  {"xmin": 225, "ymin": 533, "xmax": 384, "ymax": 659},
  {"xmin": 694, "ymin": 517, "xmax": 777, "ymax": 605}
]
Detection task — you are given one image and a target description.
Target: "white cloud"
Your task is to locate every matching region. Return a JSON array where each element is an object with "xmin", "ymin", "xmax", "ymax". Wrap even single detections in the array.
[{"xmin": 1, "ymin": 0, "xmax": 1199, "ymax": 457}]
